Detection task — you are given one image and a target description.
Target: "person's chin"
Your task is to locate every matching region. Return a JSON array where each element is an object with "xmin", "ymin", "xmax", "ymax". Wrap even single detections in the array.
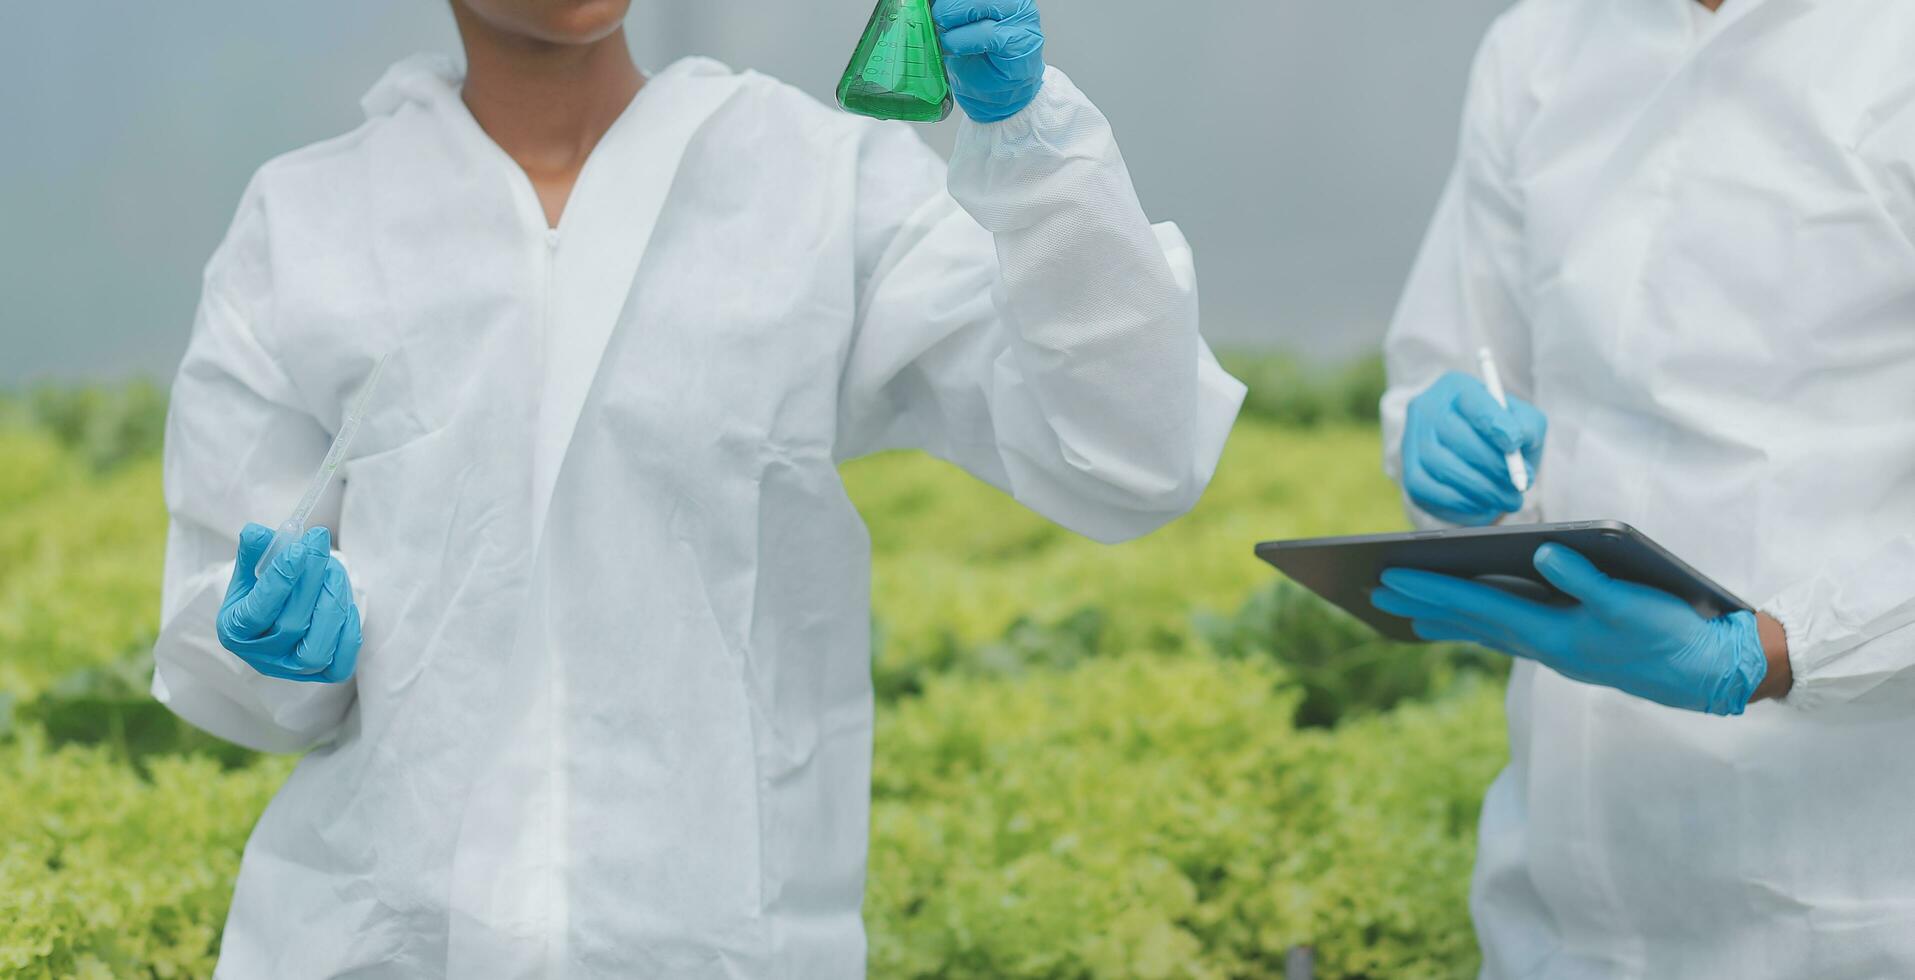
[{"xmin": 532, "ymin": 0, "xmax": 630, "ymax": 44}]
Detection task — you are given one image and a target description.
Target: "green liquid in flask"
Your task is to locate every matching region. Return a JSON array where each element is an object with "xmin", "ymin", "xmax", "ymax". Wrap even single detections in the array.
[{"xmin": 837, "ymin": 0, "xmax": 953, "ymax": 123}]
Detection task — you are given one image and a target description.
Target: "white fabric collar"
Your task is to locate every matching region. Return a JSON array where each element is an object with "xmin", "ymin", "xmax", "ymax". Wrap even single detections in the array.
[
  {"xmin": 356, "ymin": 51, "xmax": 749, "ymax": 549},
  {"xmin": 359, "ymin": 52, "xmax": 734, "ymax": 122}
]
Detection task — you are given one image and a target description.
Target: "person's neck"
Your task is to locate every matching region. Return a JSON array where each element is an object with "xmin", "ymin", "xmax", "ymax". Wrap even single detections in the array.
[
  {"xmin": 454, "ymin": 17, "xmax": 645, "ymax": 191},
  {"xmin": 1697, "ymin": 0, "xmax": 1725, "ymax": 11}
]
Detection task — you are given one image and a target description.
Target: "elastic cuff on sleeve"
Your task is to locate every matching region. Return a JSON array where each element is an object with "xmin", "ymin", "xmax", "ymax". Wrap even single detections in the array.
[{"xmin": 1766, "ymin": 594, "xmax": 1826, "ymax": 711}]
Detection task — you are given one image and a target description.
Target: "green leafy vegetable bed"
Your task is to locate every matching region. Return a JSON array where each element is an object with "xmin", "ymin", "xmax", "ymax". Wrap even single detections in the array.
[
  {"xmin": 0, "ymin": 370, "xmax": 1505, "ymax": 978},
  {"xmin": 868, "ymin": 657, "xmax": 1502, "ymax": 979}
]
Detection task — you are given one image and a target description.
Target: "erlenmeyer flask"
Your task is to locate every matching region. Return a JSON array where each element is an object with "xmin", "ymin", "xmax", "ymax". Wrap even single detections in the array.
[{"xmin": 836, "ymin": 0, "xmax": 952, "ymax": 123}]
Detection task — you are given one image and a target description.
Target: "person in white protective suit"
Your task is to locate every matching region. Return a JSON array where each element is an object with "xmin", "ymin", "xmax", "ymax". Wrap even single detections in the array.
[
  {"xmin": 150, "ymin": 1, "xmax": 1244, "ymax": 975},
  {"xmin": 1371, "ymin": 0, "xmax": 1915, "ymax": 976}
]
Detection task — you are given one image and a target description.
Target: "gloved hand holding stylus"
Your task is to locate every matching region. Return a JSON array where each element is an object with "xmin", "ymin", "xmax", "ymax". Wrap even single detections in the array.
[
  {"xmin": 217, "ymin": 524, "xmax": 362, "ymax": 684},
  {"xmin": 1400, "ymin": 371, "xmax": 1547, "ymax": 526}
]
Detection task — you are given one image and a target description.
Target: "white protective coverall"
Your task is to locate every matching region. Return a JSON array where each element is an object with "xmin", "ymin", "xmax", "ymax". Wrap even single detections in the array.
[
  {"xmin": 153, "ymin": 54, "xmax": 1244, "ymax": 978},
  {"xmin": 1382, "ymin": 0, "xmax": 1915, "ymax": 976}
]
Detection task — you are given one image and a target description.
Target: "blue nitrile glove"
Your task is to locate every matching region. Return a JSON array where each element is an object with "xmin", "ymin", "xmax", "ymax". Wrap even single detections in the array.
[
  {"xmin": 1401, "ymin": 371, "xmax": 1547, "ymax": 526},
  {"xmin": 1370, "ymin": 543, "xmax": 1767, "ymax": 715},
  {"xmin": 217, "ymin": 524, "xmax": 362, "ymax": 684},
  {"xmin": 933, "ymin": 0, "xmax": 1045, "ymax": 123}
]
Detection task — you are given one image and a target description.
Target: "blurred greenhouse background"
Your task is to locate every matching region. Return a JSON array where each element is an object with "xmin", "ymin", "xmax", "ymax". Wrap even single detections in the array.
[{"xmin": 2, "ymin": 0, "xmax": 1511, "ymax": 383}]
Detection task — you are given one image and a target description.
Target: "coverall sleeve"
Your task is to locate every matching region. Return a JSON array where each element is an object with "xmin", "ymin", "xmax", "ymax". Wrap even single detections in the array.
[
  {"xmin": 1768, "ymin": 104, "xmax": 1915, "ymax": 710},
  {"xmin": 1765, "ymin": 546, "xmax": 1915, "ymax": 710},
  {"xmin": 150, "ymin": 184, "xmax": 359, "ymax": 754},
  {"xmin": 1379, "ymin": 21, "xmax": 1538, "ymax": 529},
  {"xmin": 835, "ymin": 67, "xmax": 1246, "ymax": 545}
]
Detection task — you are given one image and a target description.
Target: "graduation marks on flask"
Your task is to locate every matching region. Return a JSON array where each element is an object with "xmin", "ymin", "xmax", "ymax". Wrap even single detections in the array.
[{"xmin": 837, "ymin": 0, "xmax": 953, "ymax": 123}]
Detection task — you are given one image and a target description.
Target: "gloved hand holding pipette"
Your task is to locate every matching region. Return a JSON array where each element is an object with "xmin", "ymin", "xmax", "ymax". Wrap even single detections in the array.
[
  {"xmin": 217, "ymin": 524, "xmax": 362, "ymax": 683},
  {"xmin": 214, "ymin": 352, "xmax": 384, "ymax": 684}
]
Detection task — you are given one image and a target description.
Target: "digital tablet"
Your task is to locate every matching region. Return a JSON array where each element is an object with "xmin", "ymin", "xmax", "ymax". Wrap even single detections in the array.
[{"xmin": 1254, "ymin": 521, "xmax": 1753, "ymax": 643}]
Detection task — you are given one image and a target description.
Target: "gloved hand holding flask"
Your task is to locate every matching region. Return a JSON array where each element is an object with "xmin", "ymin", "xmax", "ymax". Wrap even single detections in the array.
[
  {"xmin": 837, "ymin": 0, "xmax": 1047, "ymax": 124},
  {"xmin": 933, "ymin": 0, "xmax": 1046, "ymax": 122}
]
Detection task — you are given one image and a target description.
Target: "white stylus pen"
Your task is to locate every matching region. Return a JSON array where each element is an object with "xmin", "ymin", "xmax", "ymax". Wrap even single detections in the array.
[{"xmin": 1475, "ymin": 346, "xmax": 1532, "ymax": 494}]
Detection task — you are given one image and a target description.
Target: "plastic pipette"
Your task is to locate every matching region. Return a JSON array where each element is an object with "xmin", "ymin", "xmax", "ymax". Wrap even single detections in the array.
[{"xmin": 253, "ymin": 353, "xmax": 391, "ymax": 578}]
